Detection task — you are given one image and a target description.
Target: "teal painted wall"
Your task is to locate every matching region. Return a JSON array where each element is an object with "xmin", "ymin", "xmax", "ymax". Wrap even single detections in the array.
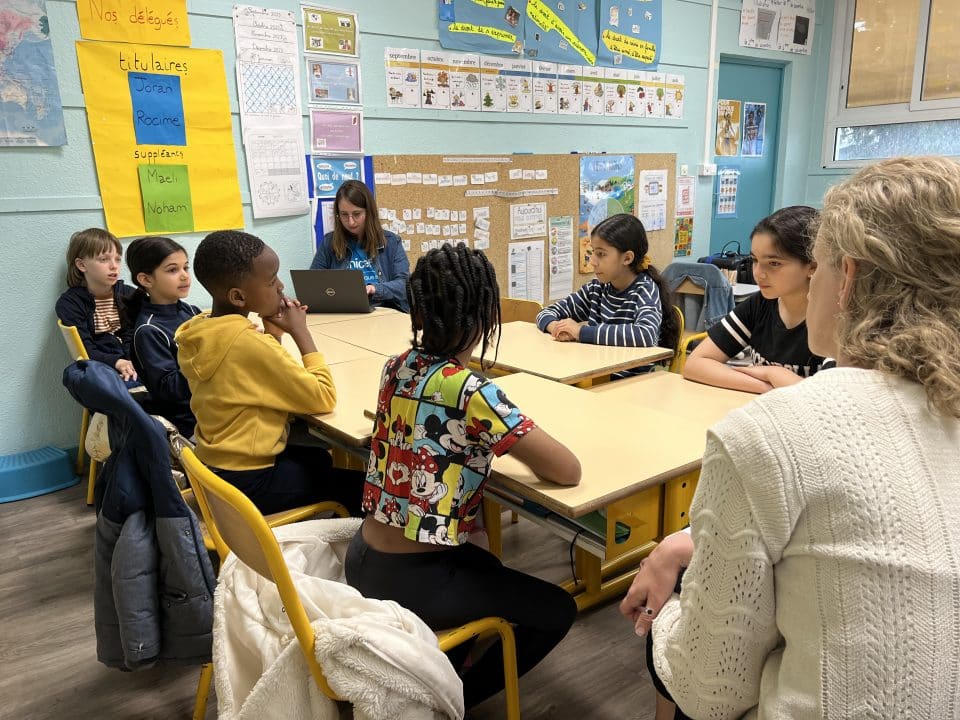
[{"xmin": 0, "ymin": 0, "xmax": 832, "ymax": 456}]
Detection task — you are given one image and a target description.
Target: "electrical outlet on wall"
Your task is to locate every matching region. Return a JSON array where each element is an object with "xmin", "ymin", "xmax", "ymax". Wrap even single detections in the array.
[{"xmin": 698, "ymin": 163, "xmax": 717, "ymax": 176}]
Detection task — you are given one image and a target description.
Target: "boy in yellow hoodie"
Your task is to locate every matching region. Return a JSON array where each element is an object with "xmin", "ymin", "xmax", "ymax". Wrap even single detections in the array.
[{"xmin": 175, "ymin": 230, "xmax": 363, "ymax": 515}]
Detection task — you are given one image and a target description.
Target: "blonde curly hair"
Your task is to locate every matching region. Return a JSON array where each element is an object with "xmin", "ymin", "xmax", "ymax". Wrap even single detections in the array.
[{"xmin": 815, "ymin": 155, "xmax": 960, "ymax": 418}]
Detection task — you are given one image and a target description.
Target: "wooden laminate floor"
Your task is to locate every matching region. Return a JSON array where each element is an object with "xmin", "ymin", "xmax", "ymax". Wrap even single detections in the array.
[{"xmin": 0, "ymin": 483, "xmax": 657, "ymax": 720}]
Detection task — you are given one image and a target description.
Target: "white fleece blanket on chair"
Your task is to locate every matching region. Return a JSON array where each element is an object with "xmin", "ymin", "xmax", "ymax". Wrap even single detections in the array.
[{"xmin": 213, "ymin": 518, "xmax": 464, "ymax": 720}]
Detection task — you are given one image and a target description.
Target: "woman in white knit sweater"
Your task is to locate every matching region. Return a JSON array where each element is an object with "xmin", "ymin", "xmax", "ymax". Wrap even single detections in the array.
[{"xmin": 621, "ymin": 155, "xmax": 960, "ymax": 720}]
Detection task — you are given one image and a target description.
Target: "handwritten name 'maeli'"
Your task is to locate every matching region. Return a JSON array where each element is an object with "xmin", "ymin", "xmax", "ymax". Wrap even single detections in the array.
[{"xmin": 144, "ymin": 167, "xmax": 185, "ymax": 185}]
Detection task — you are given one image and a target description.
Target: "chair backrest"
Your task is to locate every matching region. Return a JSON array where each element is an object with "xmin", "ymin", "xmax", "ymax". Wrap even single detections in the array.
[
  {"xmin": 174, "ymin": 443, "xmax": 340, "ymax": 700},
  {"xmin": 500, "ymin": 297, "xmax": 542, "ymax": 324},
  {"xmin": 58, "ymin": 320, "xmax": 89, "ymax": 361}
]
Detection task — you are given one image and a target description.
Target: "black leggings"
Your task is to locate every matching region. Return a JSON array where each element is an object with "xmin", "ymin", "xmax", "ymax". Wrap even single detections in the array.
[
  {"xmin": 344, "ymin": 527, "xmax": 577, "ymax": 708},
  {"xmin": 212, "ymin": 444, "xmax": 365, "ymax": 517}
]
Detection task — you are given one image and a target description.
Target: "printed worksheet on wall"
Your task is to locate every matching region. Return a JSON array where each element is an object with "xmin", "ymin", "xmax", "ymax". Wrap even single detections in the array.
[
  {"xmin": 663, "ymin": 73, "xmax": 684, "ymax": 119},
  {"xmin": 480, "ymin": 56, "xmax": 508, "ymax": 112},
  {"xmin": 557, "ymin": 64, "xmax": 582, "ymax": 115},
  {"xmin": 505, "ymin": 58, "xmax": 532, "ymax": 114},
  {"xmin": 548, "ymin": 216, "xmax": 574, "ymax": 300},
  {"xmin": 581, "ymin": 65, "xmax": 604, "ymax": 116},
  {"xmin": 385, "ymin": 48, "xmax": 422, "ymax": 109},
  {"xmin": 233, "ymin": 5, "xmax": 302, "ymax": 130},
  {"xmin": 532, "ymin": 61, "xmax": 558, "ymax": 114},
  {"xmin": 625, "ymin": 69, "xmax": 646, "ymax": 118},
  {"xmin": 449, "ymin": 53, "xmax": 482, "ymax": 111},
  {"xmin": 421, "ymin": 50, "xmax": 452, "ymax": 109},
  {"xmin": 233, "ymin": 5, "xmax": 308, "ymax": 218},
  {"xmin": 639, "ymin": 168, "xmax": 668, "ymax": 231},
  {"xmin": 603, "ymin": 67, "xmax": 628, "ymax": 117},
  {"xmin": 508, "ymin": 240, "xmax": 545, "ymax": 304}
]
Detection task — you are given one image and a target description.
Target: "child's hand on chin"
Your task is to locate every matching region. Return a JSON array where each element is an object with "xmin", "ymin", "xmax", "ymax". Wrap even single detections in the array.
[
  {"xmin": 260, "ymin": 299, "xmax": 287, "ymax": 338},
  {"xmin": 262, "ymin": 297, "xmax": 310, "ymax": 337}
]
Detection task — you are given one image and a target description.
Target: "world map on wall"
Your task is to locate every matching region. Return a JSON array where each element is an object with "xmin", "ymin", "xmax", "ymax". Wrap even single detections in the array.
[{"xmin": 0, "ymin": 0, "xmax": 66, "ymax": 146}]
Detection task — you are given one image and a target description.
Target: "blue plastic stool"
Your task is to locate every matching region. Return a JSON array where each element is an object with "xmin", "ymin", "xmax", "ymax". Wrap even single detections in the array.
[{"xmin": 0, "ymin": 447, "xmax": 79, "ymax": 503}]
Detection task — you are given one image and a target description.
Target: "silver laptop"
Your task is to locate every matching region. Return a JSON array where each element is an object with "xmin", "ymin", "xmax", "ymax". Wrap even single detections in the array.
[{"xmin": 289, "ymin": 269, "xmax": 373, "ymax": 313}]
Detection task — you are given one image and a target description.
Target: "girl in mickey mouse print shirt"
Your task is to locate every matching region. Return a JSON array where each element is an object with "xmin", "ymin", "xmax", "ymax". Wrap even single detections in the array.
[{"xmin": 345, "ymin": 244, "xmax": 581, "ymax": 710}]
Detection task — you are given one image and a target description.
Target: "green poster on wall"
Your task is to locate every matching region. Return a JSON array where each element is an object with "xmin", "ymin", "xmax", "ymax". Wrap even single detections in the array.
[
  {"xmin": 138, "ymin": 164, "xmax": 195, "ymax": 233},
  {"xmin": 302, "ymin": 6, "xmax": 359, "ymax": 56}
]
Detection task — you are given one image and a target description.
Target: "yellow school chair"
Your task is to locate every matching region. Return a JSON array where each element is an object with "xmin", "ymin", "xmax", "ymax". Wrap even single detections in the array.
[
  {"xmin": 169, "ymin": 435, "xmax": 352, "ymax": 720},
  {"xmin": 669, "ymin": 305, "xmax": 707, "ymax": 375},
  {"xmin": 57, "ymin": 320, "xmax": 100, "ymax": 505},
  {"xmin": 500, "ymin": 297, "xmax": 543, "ymax": 323},
  {"xmin": 176, "ymin": 442, "xmax": 521, "ymax": 720}
]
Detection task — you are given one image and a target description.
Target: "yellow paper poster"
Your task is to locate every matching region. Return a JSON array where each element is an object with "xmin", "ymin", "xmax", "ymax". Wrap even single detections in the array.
[
  {"xmin": 76, "ymin": 0, "xmax": 190, "ymax": 46},
  {"xmin": 715, "ymin": 98, "xmax": 742, "ymax": 157},
  {"xmin": 600, "ymin": 29, "xmax": 656, "ymax": 65},
  {"xmin": 76, "ymin": 41, "xmax": 242, "ymax": 237}
]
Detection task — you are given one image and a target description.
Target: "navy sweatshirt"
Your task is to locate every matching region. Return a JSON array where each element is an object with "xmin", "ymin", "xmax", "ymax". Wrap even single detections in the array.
[
  {"xmin": 131, "ymin": 300, "xmax": 201, "ymax": 437},
  {"xmin": 56, "ymin": 283, "xmax": 136, "ymax": 366}
]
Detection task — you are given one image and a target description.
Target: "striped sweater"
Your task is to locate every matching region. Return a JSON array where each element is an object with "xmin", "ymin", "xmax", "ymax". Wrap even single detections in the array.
[{"xmin": 536, "ymin": 274, "xmax": 663, "ymax": 347}]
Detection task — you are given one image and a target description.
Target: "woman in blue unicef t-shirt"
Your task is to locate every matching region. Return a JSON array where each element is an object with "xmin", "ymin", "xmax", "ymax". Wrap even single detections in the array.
[{"xmin": 310, "ymin": 180, "xmax": 411, "ymax": 312}]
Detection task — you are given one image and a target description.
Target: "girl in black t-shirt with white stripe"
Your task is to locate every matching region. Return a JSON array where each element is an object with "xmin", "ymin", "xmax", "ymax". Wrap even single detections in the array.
[{"xmin": 684, "ymin": 206, "xmax": 830, "ymax": 394}]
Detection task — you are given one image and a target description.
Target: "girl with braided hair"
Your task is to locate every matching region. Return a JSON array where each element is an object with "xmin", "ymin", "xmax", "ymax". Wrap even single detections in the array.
[{"xmin": 346, "ymin": 243, "xmax": 581, "ymax": 709}]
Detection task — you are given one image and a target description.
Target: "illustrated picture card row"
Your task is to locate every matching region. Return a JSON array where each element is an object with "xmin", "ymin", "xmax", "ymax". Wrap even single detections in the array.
[{"xmin": 385, "ymin": 48, "xmax": 684, "ymax": 119}]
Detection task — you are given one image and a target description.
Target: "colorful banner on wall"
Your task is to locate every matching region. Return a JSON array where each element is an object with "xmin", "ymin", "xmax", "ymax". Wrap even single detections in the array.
[
  {"xmin": 75, "ymin": 41, "xmax": 242, "ymax": 237},
  {"xmin": 578, "ymin": 154, "xmax": 635, "ymax": 272},
  {"xmin": 383, "ymin": 48, "xmax": 683, "ymax": 117},
  {"xmin": 439, "ymin": 0, "xmax": 659, "ymax": 69},
  {"xmin": 75, "ymin": 0, "xmax": 190, "ymax": 46},
  {"xmin": 596, "ymin": 0, "xmax": 661, "ymax": 70}
]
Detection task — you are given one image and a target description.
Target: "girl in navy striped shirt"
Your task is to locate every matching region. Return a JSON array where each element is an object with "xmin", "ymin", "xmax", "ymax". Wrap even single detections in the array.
[{"xmin": 536, "ymin": 214, "xmax": 678, "ymax": 360}]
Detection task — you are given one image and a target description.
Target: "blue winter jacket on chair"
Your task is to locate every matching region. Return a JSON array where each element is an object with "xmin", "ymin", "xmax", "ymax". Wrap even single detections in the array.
[{"xmin": 63, "ymin": 360, "xmax": 215, "ymax": 671}]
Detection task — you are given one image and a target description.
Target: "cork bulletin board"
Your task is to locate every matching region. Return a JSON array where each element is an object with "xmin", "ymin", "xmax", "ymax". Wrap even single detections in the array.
[{"xmin": 371, "ymin": 152, "xmax": 676, "ymax": 304}]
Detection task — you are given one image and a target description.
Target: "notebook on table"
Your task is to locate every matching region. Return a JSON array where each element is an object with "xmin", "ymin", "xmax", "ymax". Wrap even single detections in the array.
[{"xmin": 289, "ymin": 269, "xmax": 373, "ymax": 314}]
